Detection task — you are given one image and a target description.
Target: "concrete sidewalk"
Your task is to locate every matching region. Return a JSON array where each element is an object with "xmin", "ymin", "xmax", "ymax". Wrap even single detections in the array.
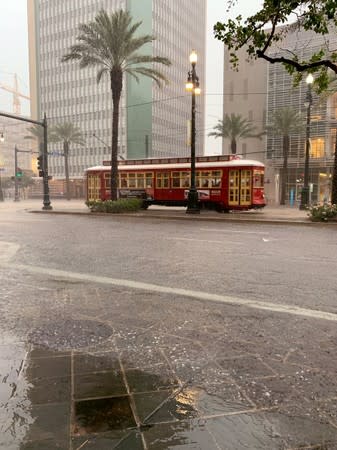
[{"xmin": 0, "ymin": 198, "xmax": 316, "ymax": 224}]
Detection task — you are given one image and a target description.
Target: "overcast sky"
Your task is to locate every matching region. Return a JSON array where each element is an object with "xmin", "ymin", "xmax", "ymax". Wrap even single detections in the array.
[{"xmin": 0, "ymin": 0, "xmax": 263, "ymax": 153}]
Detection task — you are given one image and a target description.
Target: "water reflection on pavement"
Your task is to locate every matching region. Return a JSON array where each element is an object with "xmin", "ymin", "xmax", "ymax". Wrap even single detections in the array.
[{"xmin": 1, "ymin": 333, "xmax": 337, "ymax": 449}]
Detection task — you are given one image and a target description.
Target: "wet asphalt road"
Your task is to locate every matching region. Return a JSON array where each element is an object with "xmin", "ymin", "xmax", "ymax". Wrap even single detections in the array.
[
  {"xmin": 1, "ymin": 207, "xmax": 337, "ymax": 312},
  {"xmin": 1, "ymin": 204, "xmax": 337, "ymax": 449}
]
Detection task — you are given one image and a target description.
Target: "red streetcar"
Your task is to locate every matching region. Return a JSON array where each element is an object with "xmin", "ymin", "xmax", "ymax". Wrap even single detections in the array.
[{"xmin": 85, "ymin": 155, "xmax": 266, "ymax": 212}]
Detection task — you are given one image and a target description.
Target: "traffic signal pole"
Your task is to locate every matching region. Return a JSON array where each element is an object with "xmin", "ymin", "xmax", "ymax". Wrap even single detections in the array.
[
  {"xmin": 14, "ymin": 146, "xmax": 34, "ymax": 202},
  {"xmin": 42, "ymin": 114, "xmax": 51, "ymax": 210},
  {"xmin": 0, "ymin": 111, "xmax": 52, "ymax": 210}
]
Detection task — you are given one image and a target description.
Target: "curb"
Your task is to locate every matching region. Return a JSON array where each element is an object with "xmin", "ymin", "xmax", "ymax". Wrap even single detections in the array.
[{"xmin": 27, "ymin": 209, "xmax": 334, "ymax": 226}]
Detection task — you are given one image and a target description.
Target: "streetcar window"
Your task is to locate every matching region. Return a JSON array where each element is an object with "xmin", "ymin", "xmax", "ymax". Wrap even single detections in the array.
[
  {"xmin": 197, "ymin": 171, "xmax": 211, "ymax": 188},
  {"xmin": 253, "ymin": 170, "xmax": 264, "ymax": 187},
  {"xmin": 171, "ymin": 171, "xmax": 190, "ymax": 188},
  {"xmin": 172, "ymin": 172, "xmax": 181, "ymax": 188},
  {"xmin": 119, "ymin": 173, "xmax": 127, "ymax": 188},
  {"xmin": 105, "ymin": 173, "xmax": 111, "ymax": 189},
  {"xmin": 196, "ymin": 170, "xmax": 222, "ymax": 188},
  {"xmin": 119, "ymin": 172, "xmax": 153, "ymax": 188},
  {"xmin": 146, "ymin": 173, "xmax": 153, "ymax": 188},
  {"xmin": 181, "ymin": 171, "xmax": 190, "ymax": 187},
  {"xmin": 156, "ymin": 172, "xmax": 170, "ymax": 188},
  {"xmin": 211, "ymin": 171, "xmax": 222, "ymax": 188},
  {"xmin": 137, "ymin": 173, "xmax": 145, "ymax": 188},
  {"xmin": 128, "ymin": 173, "xmax": 136, "ymax": 188}
]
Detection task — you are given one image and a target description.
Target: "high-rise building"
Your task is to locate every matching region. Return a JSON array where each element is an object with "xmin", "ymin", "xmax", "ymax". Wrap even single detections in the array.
[
  {"xmin": 27, "ymin": 0, "xmax": 206, "ymax": 180},
  {"xmin": 223, "ymin": 26, "xmax": 337, "ymax": 205},
  {"xmin": 266, "ymin": 27, "xmax": 337, "ymax": 205}
]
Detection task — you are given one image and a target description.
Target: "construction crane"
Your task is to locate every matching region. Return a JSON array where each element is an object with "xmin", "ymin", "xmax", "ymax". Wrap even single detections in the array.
[{"xmin": 0, "ymin": 73, "xmax": 30, "ymax": 115}]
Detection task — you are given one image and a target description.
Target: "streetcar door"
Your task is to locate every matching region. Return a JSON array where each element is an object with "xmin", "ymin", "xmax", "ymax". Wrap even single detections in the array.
[
  {"xmin": 240, "ymin": 170, "xmax": 252, "ymax": 206},
  {"xmin": 228, "ymin": 169, "xmax": 252, "ymax": 206},
  {"xmin": 87, "ymin": 174, "xmax": 101, "ymax": 201},
  {"xmin": 228, "ymin": 170, "xmax": 240, "ymax": 206}
]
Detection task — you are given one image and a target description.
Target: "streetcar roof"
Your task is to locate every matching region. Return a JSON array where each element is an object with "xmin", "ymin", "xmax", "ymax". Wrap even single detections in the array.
[{"xmin": 85, "ymin": 159, "xmax": 264, "ymax": 172}]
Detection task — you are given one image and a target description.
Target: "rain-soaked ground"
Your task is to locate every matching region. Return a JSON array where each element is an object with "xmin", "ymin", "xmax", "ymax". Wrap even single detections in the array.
[{"xmin": 1, "ymin": 267, "xmax": 337, "ymax": 450}]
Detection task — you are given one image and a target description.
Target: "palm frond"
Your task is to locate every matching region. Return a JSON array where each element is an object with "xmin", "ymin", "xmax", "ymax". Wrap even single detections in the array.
[
  {"xmin": 124, "ymin": 69, "xmax": 140, "ymax": 83},
  {"xmin": 125, "ymin": 54, "xmax": 171, "ymax": 67},
  {"xmin": 51, "ymin": 122, "xmax": 85, "ymax": 146},
  {"xmin": 129, "ymin": 68, "xmax": 169, "ymax": 87},
  {"xmin": 62, "ymin": 8, "xmax": 170, "ymax": 86},
  {"xmin": 208, "ymin": 114, "xmax": 262, "ymax": 140},
  {"xmin": 267, "ymin": 107, "xmax": 303, "ymax": 135}
]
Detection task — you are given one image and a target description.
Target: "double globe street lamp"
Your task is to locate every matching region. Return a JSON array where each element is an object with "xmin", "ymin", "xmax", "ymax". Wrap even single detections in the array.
[
  {"xmin": 299, "ymin": 73, "xmax": 314, "ymax": 210},
  {"xmin": 185, "ymin": 50, "xmax": 201, "ymax": 214}
]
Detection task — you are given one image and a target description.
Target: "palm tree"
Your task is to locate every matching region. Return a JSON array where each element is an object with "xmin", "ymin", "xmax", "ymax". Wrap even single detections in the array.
[
  {"xmin": 208, "ymin": 113, "xmax": 262, "ymax": 155},
  {"xmin": 62, "ymin": 9, "xmax": 171, "ymax": 201},
  {"xmin": 50, "ymin": 122, "xmax": 85, "ymax": 201},
  {"xmin": 267, "ymin": 108, "xmax": 303, "ymax": 205}
]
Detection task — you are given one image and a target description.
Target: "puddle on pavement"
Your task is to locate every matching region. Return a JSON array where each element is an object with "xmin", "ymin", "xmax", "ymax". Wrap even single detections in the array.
[{"xmin": 1, "ymin": 338, "xmax": 337, "ymax": 449}]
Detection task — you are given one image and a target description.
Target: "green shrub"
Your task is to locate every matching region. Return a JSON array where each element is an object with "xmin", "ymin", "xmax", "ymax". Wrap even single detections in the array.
[
  {"xmin": 307, "ymin": 203, "xmax": 337, "ymax": 222},
  {"xmin": 86, "ymin": 198, "xmax": 143, "ymax": 213}
]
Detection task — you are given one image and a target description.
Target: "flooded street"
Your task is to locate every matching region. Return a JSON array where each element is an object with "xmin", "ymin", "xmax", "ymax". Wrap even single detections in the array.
[{"xmin": 0, "ymin": 204, "xmax": 337, "ymax": 448}]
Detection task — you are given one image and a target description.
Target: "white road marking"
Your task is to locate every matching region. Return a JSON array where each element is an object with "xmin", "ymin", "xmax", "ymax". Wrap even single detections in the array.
[
  {"xmin": 166, "ymin": 237, "xmax": 225, "ymax": 244},
  {"xmin": 2, "ymin": 261, "xmax": 337, "ymax": 322},
  {"xmin": 199, "ymin": 228, "xmax": 269, "ymax": 235}
]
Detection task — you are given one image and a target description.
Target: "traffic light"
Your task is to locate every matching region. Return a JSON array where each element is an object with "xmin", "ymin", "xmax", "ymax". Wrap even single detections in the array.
[
  {"xmin": 16, "ymin": 168, "xmax": 23, "ymax": 178},
  {"xmin": 37, "ymin": 154, "xmax": 44, "ymax": 177}
]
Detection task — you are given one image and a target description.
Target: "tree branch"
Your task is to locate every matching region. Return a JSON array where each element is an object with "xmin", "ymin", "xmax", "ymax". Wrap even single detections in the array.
[{"xmin": 256, "ymin": 50, "xmax": 337, "ymax": 73}]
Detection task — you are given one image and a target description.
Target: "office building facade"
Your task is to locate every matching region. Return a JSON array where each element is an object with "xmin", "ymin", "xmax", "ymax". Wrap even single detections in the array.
[
  {"xmin": 27, "ymin": 0, "xmax": 206, "ymax": 179},
  {"xmin": 223, "ymin": 26, "xmax": 337, "ymax": 205}
]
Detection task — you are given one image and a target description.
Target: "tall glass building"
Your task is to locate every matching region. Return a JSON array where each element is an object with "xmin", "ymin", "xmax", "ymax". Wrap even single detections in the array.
[
  {"xmin": 27, "ymin": 0, "xmax": 206, "ymax": 179},
  {"xmin": 223, "ymin": 26, "xmax": 337, "ymax": 205}
]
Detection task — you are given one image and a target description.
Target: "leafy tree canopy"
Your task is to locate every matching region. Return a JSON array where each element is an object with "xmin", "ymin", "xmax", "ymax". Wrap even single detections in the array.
[{"xmin": 214, "ymin": 0, "xmax": 337, "ymax": 92}]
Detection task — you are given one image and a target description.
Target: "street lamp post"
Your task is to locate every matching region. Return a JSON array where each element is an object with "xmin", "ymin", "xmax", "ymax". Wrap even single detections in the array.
[
  {"xmin": 186, "ymin": 50, "xmax": 201, "ymax": 214},
  {"xmin": 299, "ymin": 74, "xmax": 314, "ymax": 210}
]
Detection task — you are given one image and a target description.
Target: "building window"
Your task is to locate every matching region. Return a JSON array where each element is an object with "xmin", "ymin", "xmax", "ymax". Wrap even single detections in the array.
[
  {"xmin": 310, "ymin": 138, "xmax": 325, "ymax": 158},
  {"xmin": 331, "ymin": 129, "xmax": 336, "ymax": 156},
  {"xmin": 331, "ymin": 93, "xmax": 337, "ymax": 119}
]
